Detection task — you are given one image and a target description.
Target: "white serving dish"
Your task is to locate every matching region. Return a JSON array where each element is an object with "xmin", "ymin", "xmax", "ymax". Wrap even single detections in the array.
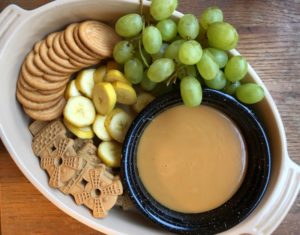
[{"xmin": 0, "ymin": 0, "xmax": 299, "ymax": 234}]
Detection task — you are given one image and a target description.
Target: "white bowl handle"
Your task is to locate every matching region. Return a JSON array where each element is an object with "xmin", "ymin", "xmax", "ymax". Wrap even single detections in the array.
[
  {"xmin": 0, "ymin": 5, "xmax": 28, "ymax": 54},
  {"xmin": 251, "ymin": 154, "xmax": 300, "ymax": 235}
]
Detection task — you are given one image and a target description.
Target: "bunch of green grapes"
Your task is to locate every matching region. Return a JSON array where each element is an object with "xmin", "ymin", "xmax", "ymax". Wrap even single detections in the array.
[{"xmin": 113, "ymin": 1, "xmax": 264, "ymax": 107}]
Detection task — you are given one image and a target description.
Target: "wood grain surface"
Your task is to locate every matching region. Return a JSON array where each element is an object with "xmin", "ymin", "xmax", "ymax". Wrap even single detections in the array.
[{"xmin": 0, "ymin": 0, "xmax": 299, "ymax": 234}]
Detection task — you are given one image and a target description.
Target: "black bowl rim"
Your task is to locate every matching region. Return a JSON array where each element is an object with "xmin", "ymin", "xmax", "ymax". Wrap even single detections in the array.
[{"xmin": 121, "ymin": 89, "xmax": 271, "ymax": 235}]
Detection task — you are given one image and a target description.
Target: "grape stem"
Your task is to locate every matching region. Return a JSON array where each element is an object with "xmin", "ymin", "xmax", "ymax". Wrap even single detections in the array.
[
  {"xmin": 139, "ymin": 0, "xmax": 144, "ymax": 16},
  {"xmin": 138, "ymin": 39, "xmax": 150, "ymax": 68},
  {"xmin": 166, "ymin": 72, "xmax": 178, "ymax": 86}
]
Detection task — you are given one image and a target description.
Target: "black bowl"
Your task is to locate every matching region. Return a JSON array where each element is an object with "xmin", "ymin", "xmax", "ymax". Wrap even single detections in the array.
[{"xmin": 121, "ymin": 89, "xmax": 271, "ymax": 235}]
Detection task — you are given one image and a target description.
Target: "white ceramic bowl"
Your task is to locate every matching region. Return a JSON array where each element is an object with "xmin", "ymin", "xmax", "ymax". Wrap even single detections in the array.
[{"xmin": 0, "ymin": 0, "xmax": 299, "ymax": 234}]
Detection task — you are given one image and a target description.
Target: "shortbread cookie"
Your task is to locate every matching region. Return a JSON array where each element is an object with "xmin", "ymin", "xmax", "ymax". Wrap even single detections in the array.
[{"xmin": 72, "ymin": 166, "xmax": 123, "ymax": 218}]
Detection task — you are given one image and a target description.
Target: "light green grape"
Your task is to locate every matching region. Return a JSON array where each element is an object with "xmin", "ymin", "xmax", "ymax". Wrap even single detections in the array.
[
  {"xmin": 164, "ymin": 39, "xmax": 185, "ymax": 62},
  {"xmin": 115, "ymin": 13, "xmax": 143, "ymax": 37},
  {"xmin": 142, "ymin": 26, "xmax": 162, "ymax": 54},
  {"xmin": 113, "ymin": 41, "xmax": 134, "ymax": 64},
  {"xmin": 124, "ymin": 58, "xmax": 144, "ymax": 84},
  {"xmin": 207, "ymin": 22, "xmax": 239, "ymax": 50},
  {"xmin": 204, "ymin": 70, "xmax": 226, "ymax": 90},
  {"xmin": 150, "ymin": 0, "xmax": 178, "ymax": 21},
  {"xmin": 141, "ymin": 70, "xmax": 157, "ymax": 91},
  {"xmin": 147, "ymin": 58, "xmax": 175, "ymax": 82},
  {"xmin": 223, "ymin": 80, "xmax": 241, "ymax": 95},
  {"xmin": 156, "ymin": 19, "xmax": 177, "ymax": 42},
  {"xmin": 199, "ymin": 7, "xmax": 223, "ymax": 30},
  {"xmin": 196, "ymin": 49, "xmax": 219, "ymax": 80},
  {"xmin": 177, "ymin": 65, "xmax": 197, "ymax": 79},
  {"xmin": 180, "ymin": 76, "xmax": 202, "ymax": 107},
  {"xmin": 207, "ymin": 48, "xmax": 228, "ymax": 68},
  {"xmin": 178, "ymin": 14, "xmax": 199, "ymax": 40},
  {"xmin": 178, "ymin": 40, "xmax": 202, "ymax": 65},
  {"xmin": 236, "ymin": 83, "xmax": 264, "ymax": 104},
  {"xmin": 152, "ymin": 43, "xmax": 169, "ymax": 61},
  {"xmin": 225, "ymin": 56, "xmax": 248, "ymax": 82}
]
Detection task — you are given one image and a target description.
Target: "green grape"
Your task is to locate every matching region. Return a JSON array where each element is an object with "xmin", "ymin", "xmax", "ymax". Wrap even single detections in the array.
[
  {"xmin": 115, "ymin": 13, "xmax": 143, "ymax": 37},
  {"xmin": 150, "ymin": 0, "xmax": 178, "ymax": 21},
  {"xmin": 147, "ymin": 58, "xmax": 175, "ymax": 82},
  {"xmin": 142, "ymin": 26, "xmax": 163, "ymax": 54},
  {"xmin": 178, "ymin": 40, "xmax": 202, "ymax": 65},
  {"xmin": 164, "ymin": 39, "xmax": 184, "ymax": 62},
  {"xmin": 199, "ymin": 7, "xmax": 223, "ymax": 30},
  {"xmin": 134, "ymin": 45, "xmax": 152, "ymax": 67},
  {"xmin": 113, "ymin": 41, "xmax": 134, "ymax": 64},
  {"xmin": 124, "ymin": 58, "xmax": 144, "ymax": 84},
  {"xmin": 180, "ymin": 76, "xmax": 202, "ymax": 107},
  {"xmin": 207, "ymin": 22, "xmax": 239, "ymax": 50},
  {"xmin": 178, "ymin": 14, "xmax": 199, "ymax": 40},
  {"xmin": 156, "ymin": 19, "xmax": 178, "ymax": 42},
  {"xmin": 225, "ymin": 56, "xmax": 248, "ymax": 82},
  {"xmin": 223, "ymin": 80, "xmax": 241, "ymax": 95},
  {"xmin": 141, "ymin": 70, "xmax": 157, "ymax": 91},
  {"xmin": 207, "ymin": 48, "xmax": 228, "ymax": 68},
  {"xmin": 196, "ymin": 49, "xmax": 219, "ymax": 80},
  {"xmin": 152, "ymin": 43, "xmax": 169, "ymax": 61},
  {"xmin": 236, "ymin": 83, "xmax": 264, "ymax": 104},
  {"xmin": 204, "ymin": 70, "xmax": 226, "ymax": 90},
  {"xmin": 178, "ymin": 65, "xmax": 197, "ymax": 80}
]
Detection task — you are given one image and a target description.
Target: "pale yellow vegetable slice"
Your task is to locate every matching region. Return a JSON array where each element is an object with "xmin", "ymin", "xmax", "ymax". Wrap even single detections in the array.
[
  {"xmin": 104, "ymin": 69, "xmax": 131, "ymax": 84},
  {"xmin": 112, "ymin": 81, "xmax": 137, "ymax": 105},
  {"xmin": 75, "ymin": 68, "xmax": 95, "ymax": 98},
  {"xmin": 93, "ymin": 115, "xmax": 112, "ymax": 141},
  {"xmin": 64, "ymin": 96, "xmax": 96, "ymax": 127},
  {"xmin": 92, "ymin": 82, "xmax": 117, "ymax": 115},
  {"xmin": 94, "ymin": 65, "xmax": 107, "ymax": 83},
  {"xmin": 63, "ymin": 118, "xmax": 94, "ymax": 139},
  {"xmin": 64, "ymin": 80, "xmax": 81, "ymax": 100},
  {"xmin": 97, "ymin": 141, "xmax": 122, "ymax": 168},
  {"xmin": 104, "ymin": 108, "xmax": 133, "ymax": 143},
  {"xmin": 132, "ymin": 92, "xmax": 155, "ymax": 113}
]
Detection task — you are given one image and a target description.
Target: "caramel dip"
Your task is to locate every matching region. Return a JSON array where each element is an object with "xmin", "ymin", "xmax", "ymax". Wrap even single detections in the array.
[{"xmin": 137, "ymin": 105, "xmax": 247, "ymax": 213}]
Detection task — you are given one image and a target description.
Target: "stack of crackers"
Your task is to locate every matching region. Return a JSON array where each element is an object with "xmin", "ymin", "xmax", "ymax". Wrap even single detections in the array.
[{"xmin": 17, "ymin": 21, "xmax": 120, "ymax": 121}]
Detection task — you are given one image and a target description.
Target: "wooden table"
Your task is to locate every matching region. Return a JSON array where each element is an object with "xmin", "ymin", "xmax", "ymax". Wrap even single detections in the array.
[{"xmin": 0, "ymin": 0, "xmax": 299, "ymax": 234}]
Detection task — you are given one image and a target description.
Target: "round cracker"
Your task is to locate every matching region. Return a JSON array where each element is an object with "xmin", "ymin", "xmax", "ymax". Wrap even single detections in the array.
[
  {"xmin": 21, "ymin": 64, "xmax": 68, "ymax": 91},
  {"xmin": 65, "ymin": 23, "xmax": 99, "ymax": 60},
  {"xmin": 17, "ymin": 88, "xmax": 61, "ymax": 110},
  {"xmin": 73, "ymin": 25, "xmax": 102, "ymax": 59},
  {"xmin": 33, "ymin": 52, "xmax": 63, "ymax": 76},
  {"xmin": 59, "ymin": 32, "xmax": 97, "ymax": 66},
  {"xmin": 46, "ymin": 32, "xmax": 57, "ymax": 48},
  {"xmin": 39, "ymin": 40, "xmax": 73, "ymax": 74},
  {"xmin": 25, "ymin": 52, "xmax": 44, "ymax": 77},
  {"xmin": 48, "ymin": 47, "xmax": 79, "ymax": 71},
  {"xmin": 17, "ymin": 79, "xmax": 65, "ymax": 102},
  {"xmin": 78, "ymin": 21, "xmax": 120, "ymax": 57},
  {"xmin": 53, "ymin": 32, "xmax": 69, "ymax": 60},
  {"xmin": 24, "ymin": 98, "xmax": 66, "ymax": 121}
]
